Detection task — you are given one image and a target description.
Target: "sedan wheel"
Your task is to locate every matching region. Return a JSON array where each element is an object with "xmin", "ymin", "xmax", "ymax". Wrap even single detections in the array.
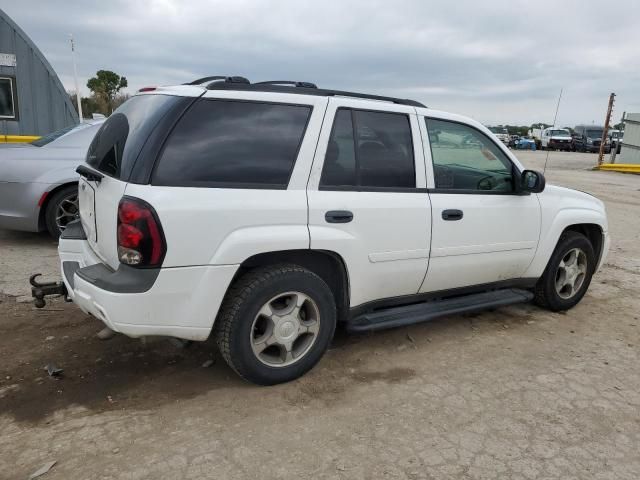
[
  {"xmin": 44, "ymin": 185, "xmax": 80, "ymax": 238},
  {"xmin": 55, "ymin": 194, "xmax": 79, "ymax": 232}
]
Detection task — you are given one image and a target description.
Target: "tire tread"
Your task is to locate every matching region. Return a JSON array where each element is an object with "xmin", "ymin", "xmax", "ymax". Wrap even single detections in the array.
[
  {"xmin": 534, "ymin": 231, "xmax": 594, "ymax": 311},
  {"xmin": 214, "ymin": 264, "xmax": 324, "ymax": 383}
]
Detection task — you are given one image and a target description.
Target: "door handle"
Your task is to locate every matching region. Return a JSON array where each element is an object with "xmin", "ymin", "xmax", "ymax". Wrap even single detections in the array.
[
  {"xmin": 325, "ymin": 210, "xmax": 353, "ymax": 223},
  {"xmin": 442, "ymin": 209, "xmax": 463, "ymax": 221}
]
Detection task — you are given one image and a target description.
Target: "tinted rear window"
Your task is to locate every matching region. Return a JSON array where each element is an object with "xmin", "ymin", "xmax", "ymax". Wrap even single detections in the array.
[
  {"xmin": 86, "ymin": 94, "xmax": 180, "ymax": 179},
  {"xmin": 152, "ymin": 99, "xmax": 312, "ymax": 188}
]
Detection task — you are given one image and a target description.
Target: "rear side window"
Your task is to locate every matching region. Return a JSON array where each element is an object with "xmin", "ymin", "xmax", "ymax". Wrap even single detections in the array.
[
  {"xmin": 320, "ymin": 108, "xmax": 415, "ymax": 189},
  {"xmin": 87, "ymin": 94, "xmax": 180, "ymax": 179},
  {"xmin": 153, "ymin": 99, "xmax": 312, "ymax": 188}
]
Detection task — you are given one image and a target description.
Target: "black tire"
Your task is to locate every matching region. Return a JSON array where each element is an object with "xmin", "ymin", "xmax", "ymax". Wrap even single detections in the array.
[
  {"xmin": 44, "ymin": 185, "xmax": 79, "ymax": 239},
  {"xmin": 214, "ymin": 264, "xmax": 337, "ymax": 385},
  {"xmin": 534, "ymin": 231, "xmax": 595, "ymax": 311}
]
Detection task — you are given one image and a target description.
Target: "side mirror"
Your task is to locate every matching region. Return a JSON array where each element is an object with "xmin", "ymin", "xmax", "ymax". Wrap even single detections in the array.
[{"xmin": 521, "ymin": 170, "xmax": 545, "ymax": 193}]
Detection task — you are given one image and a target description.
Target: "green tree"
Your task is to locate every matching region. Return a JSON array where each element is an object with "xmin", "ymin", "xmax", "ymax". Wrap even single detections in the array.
[
  {"xmin": 87, "ymin": 70, "xmax": 128, "ymax": 113},
  {"xmin": 530, "ymin": 123, "xmax": 551, "ymax": 130}
]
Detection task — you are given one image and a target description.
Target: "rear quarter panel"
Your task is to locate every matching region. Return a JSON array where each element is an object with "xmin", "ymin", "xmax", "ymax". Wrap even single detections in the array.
[{"xmin": 124, "ymin": 92, "xmax": 328, "ymax": 268}]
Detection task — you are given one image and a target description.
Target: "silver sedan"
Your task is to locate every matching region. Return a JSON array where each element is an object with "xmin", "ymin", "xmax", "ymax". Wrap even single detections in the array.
[{"xmin": 0, "ymin": 119, "xmax": 104, "ymax": 237}]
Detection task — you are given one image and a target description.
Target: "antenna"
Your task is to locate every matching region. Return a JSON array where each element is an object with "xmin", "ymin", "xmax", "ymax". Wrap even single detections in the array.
[
  {"xmin": 543, "ymin": 88, "xmax": 563, "ymax": 174},
  {"xmin": 70, "ymin": 34, "xmax": 83, "ymax": 122}
]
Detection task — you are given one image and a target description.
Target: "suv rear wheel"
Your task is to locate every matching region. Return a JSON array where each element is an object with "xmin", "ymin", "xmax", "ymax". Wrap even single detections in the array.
[
  {"xmin": 534, "ymin": 231, "xmax": 595, "ymax": 311},
  {"xmin": 214, "ymin": 264, "xmax": 336, "ymax": 385}
]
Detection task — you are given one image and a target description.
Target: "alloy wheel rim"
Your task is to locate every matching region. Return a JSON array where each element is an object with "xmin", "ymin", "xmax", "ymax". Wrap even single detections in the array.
[
  {"xmin": 555, "ymin": 248, "xmax": 588, "ymax": 299},
  {"xmin": 55, "ymin": 194, "xmax": 79, "ymax": 232},
  {"xmin": 250, "ymin": 291, "xmax": 320, "ymax": 367}
]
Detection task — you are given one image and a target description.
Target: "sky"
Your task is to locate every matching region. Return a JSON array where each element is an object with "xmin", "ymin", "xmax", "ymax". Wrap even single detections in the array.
[{"xmin": 3, "ymin": 0, "xmax": 639, "ymax": 126}]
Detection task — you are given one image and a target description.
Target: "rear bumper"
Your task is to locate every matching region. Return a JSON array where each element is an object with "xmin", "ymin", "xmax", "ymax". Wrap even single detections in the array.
[{"xmin": 59, "ymin": 233, "xmax": 238, "ymax": 341}]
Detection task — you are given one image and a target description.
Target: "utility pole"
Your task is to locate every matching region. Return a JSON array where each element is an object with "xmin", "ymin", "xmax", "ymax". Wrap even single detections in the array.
[
  {"xmin": 598, "ymin": 92, "xmax": 615, "ymax": 165},
  {"xmin": 70, "ymin": 34, "xmax": 83, "ymax": 122}
]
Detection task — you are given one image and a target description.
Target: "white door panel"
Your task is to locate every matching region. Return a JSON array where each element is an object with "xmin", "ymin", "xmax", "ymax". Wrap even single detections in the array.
[
  {"xmin": 308, "ymin": 191, "xmax": 430, "ymax": 306},
  {"xmin": 418, "ymin": 115, "xmax": 542, "ymax": 293},
  {"xmin": 421, "ymin": 194, "xmax": 540, "ymax": 292},
  {"xmin": 307, "ymin": 98, "xmax": 431, "ymax": 308}
]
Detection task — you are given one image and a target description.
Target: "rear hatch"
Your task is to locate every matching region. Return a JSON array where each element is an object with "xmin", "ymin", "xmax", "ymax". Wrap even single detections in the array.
[{"xmin": 78, "ymin": 93, "xmax": 186, "ymax": 270}]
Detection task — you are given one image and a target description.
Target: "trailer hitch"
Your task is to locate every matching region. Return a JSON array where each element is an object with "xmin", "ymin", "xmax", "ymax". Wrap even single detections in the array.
[{"xmin": 30, "ymin": 274, "xmax": 69, "ymax": 308}]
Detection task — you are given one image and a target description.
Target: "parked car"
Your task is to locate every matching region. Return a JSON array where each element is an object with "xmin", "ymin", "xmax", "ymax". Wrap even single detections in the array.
[
  {"xmin": 540, "ymin": 128, "xmax": 572, "ymax": 151},
  {"xmin": 0, "ymin": 119, "xmax": 105, "ymax": 237},
  {"xmin": 609, "ymin": 129, "xmax": 624, "ymax": 154},
  {"xmin": 573, "ymin": 125, "xmax": 610, "ymax": 153},
  {"xmin": 487, "ymin": 127, "xmax": 510, "ymax": 146},
  {"xmin": 516, "ymin": 136, "xmax": 536, "ymax": 150},
  {"xmin": 528, "ymin": 127, "xmax": 544, "ymax": 150},
  {"xmin": 508, "ymin": 135, "xmax": 520, "ymax": 149},
  {"xmin": 494, "ymin": 132, "xmax": 510, "ymax": 146},
  {"xmin": 39, "ymin": 78, "xmax": 609, "ymax": 385}
]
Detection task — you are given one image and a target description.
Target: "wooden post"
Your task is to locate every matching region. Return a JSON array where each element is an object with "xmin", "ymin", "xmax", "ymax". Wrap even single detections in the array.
[{"xmin": 598, "ymin": 93, "xmax": 615, "ymax": 166}]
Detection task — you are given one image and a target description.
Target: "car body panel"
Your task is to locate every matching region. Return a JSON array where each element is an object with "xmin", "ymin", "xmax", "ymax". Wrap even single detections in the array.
[
  {"xmin": 523, "ymin": 185, "xmax": 608, "ymax": 278},
  {"xmin": 0, "ymin": 120, "xmax": 104, "ymax": 232}
]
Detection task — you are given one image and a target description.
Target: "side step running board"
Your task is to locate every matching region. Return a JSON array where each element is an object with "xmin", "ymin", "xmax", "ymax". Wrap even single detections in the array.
[{"xmin": 346, "ymin": 288, "xmax": 534, "ymax": 333}]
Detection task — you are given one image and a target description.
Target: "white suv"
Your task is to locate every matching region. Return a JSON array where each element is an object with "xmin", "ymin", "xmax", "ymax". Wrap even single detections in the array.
[{"xmin": 46, "ymin": 77, "xmax": 609, "ymax": 385}]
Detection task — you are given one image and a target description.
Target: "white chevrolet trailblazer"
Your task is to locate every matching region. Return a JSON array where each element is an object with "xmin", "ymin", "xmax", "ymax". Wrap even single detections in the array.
[{"xmin": 32, "ymin": 77, "xmax": 610, "ymax": 385}]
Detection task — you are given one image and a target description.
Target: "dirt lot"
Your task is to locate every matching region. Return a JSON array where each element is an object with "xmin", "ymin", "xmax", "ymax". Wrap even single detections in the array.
[{"xmin": 1, "ymin": 150, "xmax": 639, "ymax": 480}]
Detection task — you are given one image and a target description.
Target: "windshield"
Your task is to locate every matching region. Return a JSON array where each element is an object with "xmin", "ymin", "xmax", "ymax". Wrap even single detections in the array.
[
  {"xmin": 30, "ymin": 124, "xmax": 79, "ymax": 147},
  {"xmin": 550, "ymin": 130, "xmax": 570, "ymax": 136},
  {"xmin": 611, "ymin": 131, "xmax": 624, "ymax": 139},
  {"xmin": 586, "ymin": 129, "xmax": 603, "ymax": 138}
]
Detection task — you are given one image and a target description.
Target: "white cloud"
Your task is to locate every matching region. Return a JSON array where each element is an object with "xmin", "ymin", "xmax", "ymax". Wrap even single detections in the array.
[{"xmin": 3, "ymin": 0, "xmax": 640, "ymax": 125}]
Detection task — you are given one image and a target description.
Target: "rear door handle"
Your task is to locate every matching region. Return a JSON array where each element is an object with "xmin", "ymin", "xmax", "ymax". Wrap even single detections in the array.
[
  {"xmin": 325, "ymin": 210, "xmax": 353, "ymax": 223},
  {"xmin": 442, "ymin": 209, "xmax": 463, "ymax": 221}
]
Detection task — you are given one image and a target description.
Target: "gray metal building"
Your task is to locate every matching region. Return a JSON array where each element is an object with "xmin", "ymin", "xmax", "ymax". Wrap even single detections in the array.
[
  {"xmin": 619, "ymin": 113, "xmax": 640, "ymax": 165},
  {"xmin": 0, "ymin": 7, "xmax": 78, "ymax": 137}
]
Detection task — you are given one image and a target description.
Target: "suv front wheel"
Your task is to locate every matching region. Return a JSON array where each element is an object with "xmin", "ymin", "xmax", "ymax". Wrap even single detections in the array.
[
  {"xmin": 534, "ymin": 231, "xmax": 595, "ymax": 311},
  {"xmin": 214, "ymin": 264, "xmax": 337, "ymax": 385}
]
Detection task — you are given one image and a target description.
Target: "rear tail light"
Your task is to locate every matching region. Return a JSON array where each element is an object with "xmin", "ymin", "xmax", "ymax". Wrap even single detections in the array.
[{"xmin": 117, "ymin": 197, "xmax": 166, "ymax": 267}]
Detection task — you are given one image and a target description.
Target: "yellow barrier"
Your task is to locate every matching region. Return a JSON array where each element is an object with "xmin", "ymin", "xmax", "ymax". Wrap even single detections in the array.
[
  {"xmin": 596, "ymin": 163, "xmax": 640, "ymax": 174},
  {"xmin": 0, "ymin": 135, "xmax": 41, "ymax": 143}
]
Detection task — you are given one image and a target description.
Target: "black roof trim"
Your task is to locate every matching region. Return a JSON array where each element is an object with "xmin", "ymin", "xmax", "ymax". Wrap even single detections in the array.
[
  {"xmin": 255, "ymin": 80, "xmax": 318, "ymax": 89},
  {"xmin": 186, "ymin": 76, "xmax": 250, "ymax": 86},
  {"xmin": 206, "ymin": 82, "xmax": 426, "ymax": 107}
]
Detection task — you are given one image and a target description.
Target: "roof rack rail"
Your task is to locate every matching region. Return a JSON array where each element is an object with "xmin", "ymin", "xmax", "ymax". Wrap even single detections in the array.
[
  {"xmin": 186, "ymin": 75, "xmax": 250, "ymax": 86},
  {"xmin": 206, "ymin": 82, "xmax": 426, "ymax": 107},
  {"xmin": 255, "ymin": 80, "xmax": 318, "ymax": 89}
]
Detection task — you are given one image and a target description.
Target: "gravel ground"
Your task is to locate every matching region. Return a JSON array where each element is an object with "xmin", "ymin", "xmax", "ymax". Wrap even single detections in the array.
[{"xmin": 1, "ymin": 150, "xmax": 639, "ymax": 480}]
